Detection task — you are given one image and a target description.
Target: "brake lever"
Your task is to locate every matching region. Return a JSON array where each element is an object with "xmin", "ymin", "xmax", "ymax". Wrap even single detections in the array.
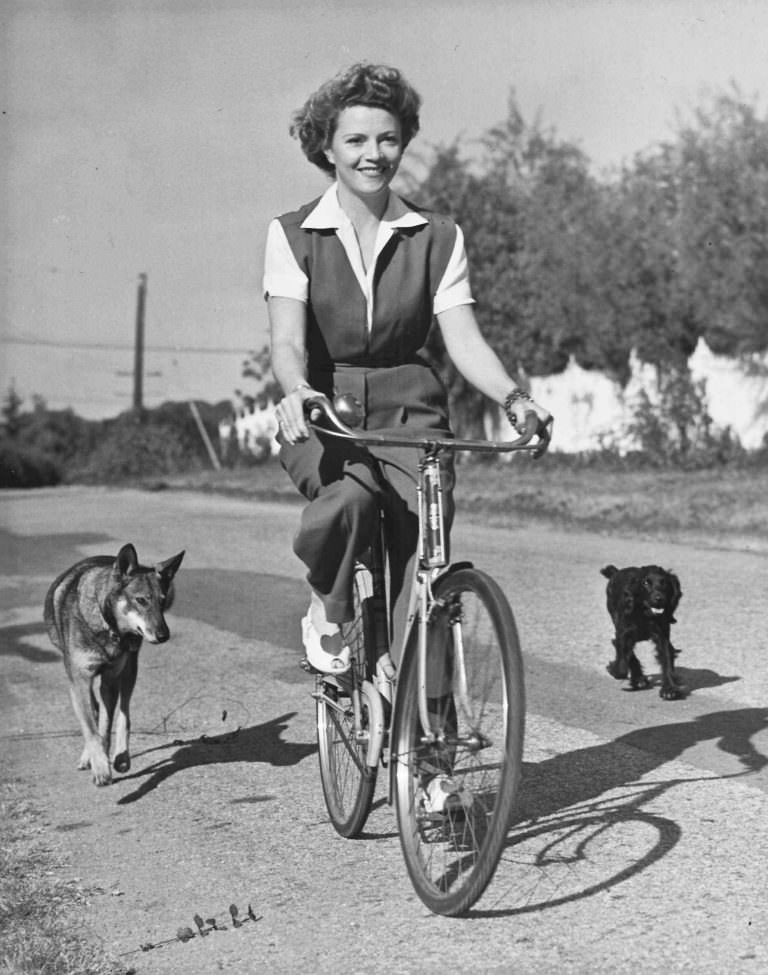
[{"xmin": 532, "ymin": 416, "xmax": 553, "ymax": 460}]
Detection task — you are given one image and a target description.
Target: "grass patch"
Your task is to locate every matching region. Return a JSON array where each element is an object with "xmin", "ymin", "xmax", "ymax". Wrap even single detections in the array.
[
  {"xmin": 156, "ymin": 457, "xmax": 768, "ymax": 548},
  {"xmin": 0, "ymin": 780, "xmax": 129, "ymax": 975}
]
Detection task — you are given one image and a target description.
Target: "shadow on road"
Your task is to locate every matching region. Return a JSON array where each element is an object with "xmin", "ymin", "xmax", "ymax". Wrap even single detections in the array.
[
  {"xmin": 0, "ymin": 528, "xmax": 115, "ymax": 578},
  {"xmin": 0, "ymin": 622, "xmax": 59, "ymax": 662},
  {"xmin": 468, "ymin": 706, "xmax": 768, "ymax": 917},
  {"xmin": 115, "ymin": 711, "xmax": 316, "ymax": 805},
  {"xmin": 174, "ymin": 569, "xmax": 306, "ymax": 646},
  {"xmin": 674, "ymin": 665, "xmax": 741, "ymax": 692},
  {"xmin": 626, "ymin": 665, "xmax": 742, "ymax": 696}
]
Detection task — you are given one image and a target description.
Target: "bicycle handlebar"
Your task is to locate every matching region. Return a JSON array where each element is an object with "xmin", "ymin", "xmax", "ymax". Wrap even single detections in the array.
[{"xmin": 304, "ymin": 394, "xmax": 552, "ymax": 458}]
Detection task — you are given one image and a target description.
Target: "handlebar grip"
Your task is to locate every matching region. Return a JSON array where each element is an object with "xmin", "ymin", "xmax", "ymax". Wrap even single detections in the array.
[
  {"xmin": 511, "ymin": 410, "xmax": 552, "ymax": 457},
  {"xmin": 532, "ymin": 413, "xmax": 553, "ymax": 459},
  {"xmin": 517, "ymin": 411, "xmax": 539, "ymax": 440},
  {"xmin": 304, "ymin": 393, "xmax": 365, "ymax": 432},
  {"xmin": 303, "ymin": 394, "xmax": 330, "ymax": 424}
]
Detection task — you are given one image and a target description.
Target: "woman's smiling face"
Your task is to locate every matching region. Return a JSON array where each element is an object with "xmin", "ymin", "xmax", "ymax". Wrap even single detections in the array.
[{"xmin": 325, "ymin": 105, "xmax": 404, "ymax": 199}]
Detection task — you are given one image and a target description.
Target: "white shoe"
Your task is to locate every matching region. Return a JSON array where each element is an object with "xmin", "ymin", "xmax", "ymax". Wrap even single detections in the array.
[
  {"xmin": 301, "ymin": 593, "xmax": 351, "ymax": 675},
  {"xmin": 420, "ymin": 776, "xmax": 473, "ymax": 815}
]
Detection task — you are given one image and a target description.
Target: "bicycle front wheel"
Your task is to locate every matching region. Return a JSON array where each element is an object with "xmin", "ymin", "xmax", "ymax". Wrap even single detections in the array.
[
  {"xmin": 392, "ymin": 567, "xmax": 525, "ymax": 915},
  {"xmin": 316, "ymin": 564, "xmax": 378, "ymax": 838}
]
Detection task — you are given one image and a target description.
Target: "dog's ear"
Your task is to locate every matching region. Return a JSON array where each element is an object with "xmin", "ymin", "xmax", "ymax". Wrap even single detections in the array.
[
  {"xmin": 156, "ymin": 550, "xmax": 185, "ymax": 593},
  {"xmin": 667, "ymin": 570, "xmax": 682, "ymax": 616},
  {"xmin": 600, "ymin": 565, "xmax": 618, "ymax": 579},
  {"xmin": 115, "ymin": 544, "xmax": 139, "ymax": 577}
]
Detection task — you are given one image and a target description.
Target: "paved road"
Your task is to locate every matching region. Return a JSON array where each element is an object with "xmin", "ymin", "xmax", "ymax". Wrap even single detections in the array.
[{"xmin": 1, "ymin": 486, "xmax": 767, "ymax": 974}]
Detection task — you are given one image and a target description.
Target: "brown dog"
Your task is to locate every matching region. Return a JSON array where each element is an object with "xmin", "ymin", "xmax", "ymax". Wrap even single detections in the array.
[
  {"xmin": 44, "ymin": 543, "xmax": 184, "ymax": 785},
  {"xmin": 600, "ymin": 564, "xmax": 684, "ymax": 700}
]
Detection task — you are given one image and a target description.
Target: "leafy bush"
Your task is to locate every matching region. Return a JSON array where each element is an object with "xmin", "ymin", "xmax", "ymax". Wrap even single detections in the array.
[
  {"xmin": 0, "ymin": 439, "xmax": 61, "ymax": 487},
  {"xmin": 625, "ymin": 368, "xmax": 747, "ymax": 468},
  {"xmin": 0, "ymin": 389, "xmax": 231, "ymax": 487},
  {"xmin": 67, "ymin": 404, "xmax": 221, "ymax": 483}
]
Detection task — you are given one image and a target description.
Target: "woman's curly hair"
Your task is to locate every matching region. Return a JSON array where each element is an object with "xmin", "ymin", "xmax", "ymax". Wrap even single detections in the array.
[{"xmin": 290, "ymin": 63, "xmax": 421, "ymax": 174}]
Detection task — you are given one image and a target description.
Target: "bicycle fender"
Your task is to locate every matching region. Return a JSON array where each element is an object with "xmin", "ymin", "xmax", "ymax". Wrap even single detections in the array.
[
  {"xmin": 442, "ymin": 560, "xmax": 474, "ymax": 576},
  {"xmin": 361, "ymin": 680, "xmax": 386, "ymax": 770}
]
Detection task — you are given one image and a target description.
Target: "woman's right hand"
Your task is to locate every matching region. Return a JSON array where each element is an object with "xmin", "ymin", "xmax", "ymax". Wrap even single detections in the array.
[{"xmin": 274, "ymin": 383, "xmax": 317, "ymax": 445}]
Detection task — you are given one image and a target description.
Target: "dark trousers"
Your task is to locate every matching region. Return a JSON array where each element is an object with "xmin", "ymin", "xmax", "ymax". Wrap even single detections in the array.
[
  {"xmin": 280, "ymin": 430, "xmax": 454, "ymax": 663},
  {"xmin": 280, "ymin": 361, "xmax": 455, "ymax": 662}
]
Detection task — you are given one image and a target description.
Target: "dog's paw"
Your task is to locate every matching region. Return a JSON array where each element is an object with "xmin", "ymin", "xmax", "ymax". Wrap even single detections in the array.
[
  {"xmin": 113, "ymin": 751, "xmax": 131, "ymax": 774},
  {"xmin": 606, "ymin": 661, "xmax": 627, "ymax": 680},
  {"xmin": 91, "ymin": 765, "xmax": 113, "ymax": 786},
  {"xmin": 83, "ymin": 747, "xmax": 112, "ymax": 785},
  {"xmin": 630, "ymin": 675, "xmax": 652, "ymax": 691},
  {"xmin": 659, "ymin": 683, "xmax": 687, "ymax": 701}
]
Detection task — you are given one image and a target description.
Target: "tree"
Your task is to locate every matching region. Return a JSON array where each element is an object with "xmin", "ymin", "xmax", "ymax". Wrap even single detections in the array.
[
  {"xmin": 607, "ymin": 151, "xmax": 700, "ymax": 372},
  {"xmin": 1, "ymin": 384, "xmax": 23, "ymax": 439},
  {"xmin": 671, "ymin": 87, "xmax": 768, "ymax": 356},
  {"xmin": 240, "ymin": 344, "xmax": 282, "ymax": 406},
  {"xmin": 414, "ymin": 96, "xmax": 619, "ymax": 430}
]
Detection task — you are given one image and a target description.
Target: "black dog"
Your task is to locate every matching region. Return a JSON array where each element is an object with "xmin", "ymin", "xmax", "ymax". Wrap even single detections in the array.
[{"xmin": 600, "ymin": 564, "xmax": 684, "ymax": 700}]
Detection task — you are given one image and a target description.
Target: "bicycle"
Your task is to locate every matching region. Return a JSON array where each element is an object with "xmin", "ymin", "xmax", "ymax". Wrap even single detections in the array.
[{"xmin": 305, "ymin": 393, "xmax": 550, "ymax": 916}]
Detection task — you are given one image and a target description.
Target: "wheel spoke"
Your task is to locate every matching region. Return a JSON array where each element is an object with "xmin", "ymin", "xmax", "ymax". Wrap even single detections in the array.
[
  {"xmin": 393, "ymin": 568, "xmax": 524, "ymax": 915},
  {"xmin": 315, "ymin": 563, "xmax": 378, "ymax": 837}
]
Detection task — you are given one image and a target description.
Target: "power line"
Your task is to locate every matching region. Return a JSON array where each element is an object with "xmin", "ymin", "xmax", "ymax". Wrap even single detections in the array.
[{"xmin": 0, "ymin": 335, "xmax": 253, "ymax": 355}]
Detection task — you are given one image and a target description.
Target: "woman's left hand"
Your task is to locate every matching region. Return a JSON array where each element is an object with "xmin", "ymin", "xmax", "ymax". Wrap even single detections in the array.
[{"xmin": 506, "ymin": 395, "xmax": 551, "ymax": 433}]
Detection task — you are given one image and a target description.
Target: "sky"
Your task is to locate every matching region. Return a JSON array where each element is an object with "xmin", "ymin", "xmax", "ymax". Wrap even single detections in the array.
[{"xmin": 2, "ymin": 0, "xmax": 768, "ymax": 418}]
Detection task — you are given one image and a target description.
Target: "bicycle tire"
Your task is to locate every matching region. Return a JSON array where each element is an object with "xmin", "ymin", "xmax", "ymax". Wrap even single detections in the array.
[
  {"xmin": 316, "ymin": 564, "xmax": 378, "ymax": 838},
  {"xmin": 392, "ymin": 566, "xmax": 525, "ymax": 915}
]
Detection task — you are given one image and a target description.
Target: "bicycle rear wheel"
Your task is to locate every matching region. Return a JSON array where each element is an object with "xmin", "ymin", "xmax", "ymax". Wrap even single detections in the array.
[
  {"xmin": 316, "ymin": 564, "xmax": 378, "ymax": 838},
  {"xmin": 392, "ymin": 567, "xmax": 525, "ymax": 915}
]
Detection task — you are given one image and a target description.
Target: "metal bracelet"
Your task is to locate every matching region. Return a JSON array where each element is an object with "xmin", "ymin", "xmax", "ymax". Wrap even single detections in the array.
[
  {"xmin": 504, "ymin": 388, "xmax": 531, "ymax": 414},
  {"xmin": 504, "ymin": 389, "xmax": 532, "ymax": 428}
]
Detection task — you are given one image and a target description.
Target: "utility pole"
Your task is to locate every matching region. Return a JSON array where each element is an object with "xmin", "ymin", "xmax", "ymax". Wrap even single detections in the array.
[
  {"xmin": 133, "ymin": 272, "xmax": 147, "ymax": 415},
  {"xmin": 116, "ymin": 272, "xmax": 160, "ymax": 412}
]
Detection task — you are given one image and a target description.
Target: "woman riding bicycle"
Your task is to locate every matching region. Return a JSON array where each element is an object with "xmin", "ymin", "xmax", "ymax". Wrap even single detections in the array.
[{"xmin": 265, "ymin": 62, "xmax": 551, "ymax": 676}]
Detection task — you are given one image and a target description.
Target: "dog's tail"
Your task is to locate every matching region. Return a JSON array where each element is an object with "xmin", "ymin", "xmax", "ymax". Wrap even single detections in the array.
[{"xmin": 600, "ymin": 564, "xmax": 618, "ymax": 579}]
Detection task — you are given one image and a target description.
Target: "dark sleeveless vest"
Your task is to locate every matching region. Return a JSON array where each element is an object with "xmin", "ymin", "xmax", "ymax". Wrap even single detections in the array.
[{"xmin": 277, "ymin": 197, "xmax": 458, "ymax": 433}]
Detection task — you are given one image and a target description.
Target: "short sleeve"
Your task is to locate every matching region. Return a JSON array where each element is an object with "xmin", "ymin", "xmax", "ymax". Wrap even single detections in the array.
[
  {"xmin": 433, "ymin": 224, "xmax": 475, "ymax": 315},
  {"xmin": 262, "ymin": 218, "xmax": 309, "ymax": 302}
]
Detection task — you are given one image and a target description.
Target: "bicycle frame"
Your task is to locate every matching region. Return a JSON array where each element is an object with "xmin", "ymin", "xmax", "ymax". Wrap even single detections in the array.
[{"xmin": 307, "ymin": 395, "xmax": 548, "ymax": 792}]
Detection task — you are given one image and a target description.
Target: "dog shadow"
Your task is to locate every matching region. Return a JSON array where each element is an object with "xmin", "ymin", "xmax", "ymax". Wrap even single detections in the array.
[
  {"xmin": 617, "ymin": 661, "xmax": 741, "ymax": 696},
  {"xmin": 115, "ymin": 711, "xmax": 316, "ymax": 805},
  {"xmin": 674, "ymin": 666, "xmax": 741, "ymax": 693},
  {"xmin": 0, "ymin": 622, "xmax": 59, "ymax": 663},
  {"xmin": 467, "ymin": 706, "xmax": 768, "ymax": 917}
]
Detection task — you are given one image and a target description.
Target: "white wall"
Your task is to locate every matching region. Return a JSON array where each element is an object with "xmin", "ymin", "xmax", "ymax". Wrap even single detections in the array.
[{"xmin": 485, "ymin": 339, "xmax": 768, "ymax": 453}]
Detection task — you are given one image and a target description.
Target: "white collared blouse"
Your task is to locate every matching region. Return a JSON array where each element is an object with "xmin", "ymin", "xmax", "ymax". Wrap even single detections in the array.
[{"xmin": 263, "ymin": 183, "xmax": 474, "ymax": 333}]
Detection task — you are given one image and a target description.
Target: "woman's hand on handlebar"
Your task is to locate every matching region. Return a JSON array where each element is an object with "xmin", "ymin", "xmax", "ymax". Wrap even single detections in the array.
[
  {"xmin": 274, "ymin": 383, "xmax": 319, "ymax": 445},
  {"xmin": 506, "ymin": 395, "xmax": 553, "ymax": 458}
]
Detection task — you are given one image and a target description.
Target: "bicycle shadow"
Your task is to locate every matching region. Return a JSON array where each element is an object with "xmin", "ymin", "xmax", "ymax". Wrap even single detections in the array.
[
  {"xmin": 466, "ymin": 706, "xmax": 768, "ymax": 917},
  {"xmin": 114, "ymin": 711, "xmax": 317, "ymax": 805}
]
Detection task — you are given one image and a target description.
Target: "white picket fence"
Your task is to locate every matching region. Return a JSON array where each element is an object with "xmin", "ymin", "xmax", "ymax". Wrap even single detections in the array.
[
  {"xmin": 217, "ymin": 393, "xmax": 280, "ymax": 463},
  {"xmin": 486, "ymin": 338, "xmax": 768, "ymax": 453}
]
